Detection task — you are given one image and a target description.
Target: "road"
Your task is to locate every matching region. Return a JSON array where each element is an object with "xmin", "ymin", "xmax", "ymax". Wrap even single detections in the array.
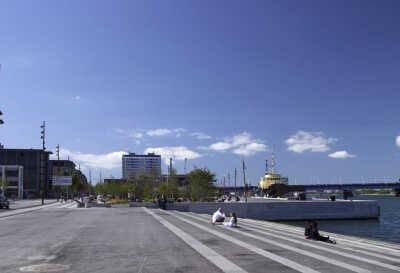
[{"xmin": 1, "ymin": 204, "xmax": 400, "ymax": 273}]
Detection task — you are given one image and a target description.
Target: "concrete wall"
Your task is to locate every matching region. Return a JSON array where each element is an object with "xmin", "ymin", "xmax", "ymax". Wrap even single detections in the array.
[{"xmin": 165, "ymin": 200, "xmax": 380, "ymax": 221}]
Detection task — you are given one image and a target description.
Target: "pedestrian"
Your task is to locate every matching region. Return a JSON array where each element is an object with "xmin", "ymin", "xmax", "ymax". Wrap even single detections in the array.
[
  {"xmin": 305, "ymin": 220, "xmax": 336, "ymax": 244},
  {"xmin": 83, "ymin": 195, "xmax": 89, "ymax": 208},
  {"xmin": 211, "ymin": 208, "xmax": 226, "ymax": 224},
  {"xmin": 223, "ymin": 212, "xmax": 238, "ymax": 227}
]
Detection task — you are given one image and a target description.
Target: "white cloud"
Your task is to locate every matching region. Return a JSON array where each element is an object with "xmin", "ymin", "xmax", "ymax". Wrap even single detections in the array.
[
  {"xmin": 285, "ymin": 131, "xmax": 337, "ymax": 153},
  {"xmin": 189, "ymin": 132, "xmax": 212, "ymax": 140},
  {"xmin": 58, "ymin": 149, "xmax": 127, "ymax": 169},
  {"xmin": 207, "ymin": 132, "xmax": 266, "ymax": 156},
  {"xmin": 396, "ymin": 136, "xmax": 400, "ymax": 147},
  {"xmin": 173, "ymin": 128, "xmax": 187, "ymax": 137},
  {"xmin": 146, "ymin": 128, "xmax": 172, "ymax": 136},
  {"xmin": 209, "ymin": 142, "xmax": 232, "ymax": 151},
  {"xmin": 328, "ymin": 150, "xmax": 356, "ymax": 159},
  {"xmin": 135, "ymin": 140, "xmax": 141, "ymax": 145},
  {"xmin": 117, "ymin": 127, "xmax": 212, "ymax": 139},
  {"xmin": 115, "ymin": 129, "xmax": 144, "ymax": 140},
  {"xmin": 233, "ymin": 143, "xmax": 267, "ymax": 156},
  {"xmin": 146, "ymin": 128, "xmax": 187, "ymax": 137},
  {"xmin": 144, "ymin": 146, "xmax": 201, "ymax": 164},
  {"xmin": 75, "ymin": 95, "xmax": 81, "ymax": 100}
]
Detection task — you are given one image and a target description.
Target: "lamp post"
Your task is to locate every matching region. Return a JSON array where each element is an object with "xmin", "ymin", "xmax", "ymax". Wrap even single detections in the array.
[
  {"xmin": 0, "ymin": 110, "xmax": 4, "ymax": 149},
  {"xmin": 40, "ymin": 121, "xmax": 46, "ymax": 205}
]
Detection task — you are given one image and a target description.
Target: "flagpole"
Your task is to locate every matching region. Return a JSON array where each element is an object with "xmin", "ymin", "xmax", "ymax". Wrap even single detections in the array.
[{"xmin": 242, "ymin": 159, "xmax": 247, "ymax": 203}]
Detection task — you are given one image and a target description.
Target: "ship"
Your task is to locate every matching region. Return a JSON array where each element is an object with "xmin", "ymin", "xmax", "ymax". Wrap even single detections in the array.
[{"xmin": 259, "ymin": 153, "xmax": 289, "ymax": 191}]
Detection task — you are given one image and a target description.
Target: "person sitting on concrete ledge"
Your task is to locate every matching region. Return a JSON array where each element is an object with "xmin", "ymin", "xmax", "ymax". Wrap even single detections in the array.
[
  {"xmin": 223, "ymin": 212, "xmax": 238, "ymax": 227},
  {"xmin": 305, "ymin": 220, "xmax": 336, "ymax": 244},
  {"xmin": 211, "ymin": 208, "xmax": 226, "ymax": 224}
]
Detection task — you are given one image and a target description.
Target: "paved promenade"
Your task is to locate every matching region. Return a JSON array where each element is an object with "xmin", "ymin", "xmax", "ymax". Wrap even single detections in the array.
[
  {"xmin": 1, "ymin": 204, "xmax": 399, "ymax": 273},
  {"xmin": 4, "ymin": 199, "xmax": 58, "ymax": 210}
]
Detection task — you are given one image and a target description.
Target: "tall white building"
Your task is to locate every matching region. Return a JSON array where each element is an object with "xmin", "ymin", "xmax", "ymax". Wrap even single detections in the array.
[{"xmin": 122, "ymin": 153, "xmax": 161, "ymax": 179}]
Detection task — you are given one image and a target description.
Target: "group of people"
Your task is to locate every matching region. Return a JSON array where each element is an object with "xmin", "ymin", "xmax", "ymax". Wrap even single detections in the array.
[
  {"xmin": 156, "ymin": 195, "xmax": 167, "ymax": 210},
  {"xmin": 211, "ymin": 208, "xmax": 238, "ymax": 227},
  {"xmin": 210, "ymin": 208, "xmax": 335, "ymax": 244}
]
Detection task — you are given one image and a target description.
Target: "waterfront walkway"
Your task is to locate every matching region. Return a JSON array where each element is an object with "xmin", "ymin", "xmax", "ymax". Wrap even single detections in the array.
[{"xmin": 1, "ymin": 205, "xmax": 399, "ymax": 273}]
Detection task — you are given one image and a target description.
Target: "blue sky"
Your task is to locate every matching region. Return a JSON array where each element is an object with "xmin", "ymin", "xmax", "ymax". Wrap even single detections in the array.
[{"xmin": 1, "ymin": 1, "xmax": 400, "ymax": 185}]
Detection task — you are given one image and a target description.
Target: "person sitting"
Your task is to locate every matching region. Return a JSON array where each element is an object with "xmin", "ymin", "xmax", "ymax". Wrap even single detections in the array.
[
  {"xmin": 211, "ymin": 208, "xmax": 226, "ymax": 224},
  {"xmin": 223, "ymin": 212, "xmax": 238, "ymax": 227},
  {"xmin": 305, "ymin": 220, "xmax": 336, "ymax": 244}
]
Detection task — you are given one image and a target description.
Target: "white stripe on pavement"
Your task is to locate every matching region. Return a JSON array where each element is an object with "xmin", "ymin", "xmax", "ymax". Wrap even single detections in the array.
[
  {"xmin": 163, "ymin": 210, "xmax": 322, "ymax": 273},
  {"xmin": 143, "ymin": 208, "xmax": 248, "ymax": 273},
  {"xmin": 0, "ymin": 202, "xmax": 61, "ymax": 220},
  {"xmin": 172, "ymin": 211, "xmax": 371, "ymax": 273}
]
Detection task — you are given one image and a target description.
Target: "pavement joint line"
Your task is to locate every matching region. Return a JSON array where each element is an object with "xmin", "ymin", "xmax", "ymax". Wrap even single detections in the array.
[
  {"xmin": 173, "ymin": 210, "xmax": 372, "ymax": 273},
  {"xmin": 192, "ymin": 212, "xmax": 400, "ymax": 263},
  {"xmin": 236, "ymin": 216, "xmax": 400, "ymax": 256},
  {"xmin": 143, "ymin": 208, "xmax": 248, "ymax": 273},
  {"xmin": 137, "ymin": 256, "xmax": 147, "ymax": 273},
  {"xmin": 163, "ymin": 209, "xmax": 322, "ymax": 273},
  {"xmin": 0, "ymin": 202, "xmax": 62, "ymax": 220}
]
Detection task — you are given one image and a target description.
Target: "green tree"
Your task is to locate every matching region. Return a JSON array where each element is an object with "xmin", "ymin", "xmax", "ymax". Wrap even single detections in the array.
[
  {"xmin": 72, "ymin": 172, "xmax": 85, "ymax": 194},
  {"xmin": 1, "ymin": 177, "xmax": 8, "ymax": 197},
  {"xmin": 186, "ymin": 168, "xmax": 216, "ymax": 201}
]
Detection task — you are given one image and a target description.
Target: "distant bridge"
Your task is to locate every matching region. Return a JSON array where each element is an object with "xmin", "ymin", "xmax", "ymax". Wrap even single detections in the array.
[
  {"xmin": 298, "ymin": 182, "xmax": 400, "ymax": 191},
  {"xmin": 218, "ymin": 182, "xmax": 400, "ymax": 194}
]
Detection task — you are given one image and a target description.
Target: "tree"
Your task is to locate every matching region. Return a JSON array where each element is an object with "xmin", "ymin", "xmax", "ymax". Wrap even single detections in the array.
[
  {"xmin": 71, "ymin": 172, "xmax": 85, "ymax": 195},
  {"xmin": 1, "ymin": 177, "xmax": 8, "ymax": 197},
  {"xmin": 186, "ymin": 168, "xmax": 216, "ymax": 201}
]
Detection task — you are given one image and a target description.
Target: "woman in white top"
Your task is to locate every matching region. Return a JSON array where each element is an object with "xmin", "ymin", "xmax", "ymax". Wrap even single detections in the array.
[{"xmin": 223, "ymin": 212, "xmax": 238, "ymax": 227}]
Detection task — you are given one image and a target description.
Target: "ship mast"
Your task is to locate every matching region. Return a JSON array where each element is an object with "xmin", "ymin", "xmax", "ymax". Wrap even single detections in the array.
[{"xmin": 269, "ymin": 152, "xmax": 276, "ymax": 174}]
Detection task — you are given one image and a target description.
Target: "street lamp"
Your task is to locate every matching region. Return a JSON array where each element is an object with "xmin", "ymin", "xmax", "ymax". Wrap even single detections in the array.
[
  {"xmin": 40, "ymin": 121, "xmax": 46, "ymax": 205},
  {"xmin": 0, "ymin": 110, "xmax": 4, "ymax": 148}
]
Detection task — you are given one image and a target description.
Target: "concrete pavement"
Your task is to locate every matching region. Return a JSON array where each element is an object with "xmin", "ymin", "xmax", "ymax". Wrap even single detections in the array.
[
  {"xmin": 0, "ymin": 205, "xmax": 399, "ymax": 273},
  {"xmin": 2, "ymin": 199, "xmax": 58, "ymax": 211}
]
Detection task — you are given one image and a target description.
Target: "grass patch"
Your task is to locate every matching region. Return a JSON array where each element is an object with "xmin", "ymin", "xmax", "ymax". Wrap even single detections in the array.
[{"xmin": 106, "ymin": 199, "xmax": 130, "ymax": 205}]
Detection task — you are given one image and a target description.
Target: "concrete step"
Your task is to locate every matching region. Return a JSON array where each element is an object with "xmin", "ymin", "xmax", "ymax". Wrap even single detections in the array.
[{"xmin": 147, "ymin": 209, "xmax": 400, "ymax": 273}]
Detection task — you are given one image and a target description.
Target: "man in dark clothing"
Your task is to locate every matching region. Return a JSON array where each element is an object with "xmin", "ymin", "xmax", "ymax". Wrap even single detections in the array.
[{"xmin": 305, "ymin": 220, "xmax": 336, "ymax": 244}]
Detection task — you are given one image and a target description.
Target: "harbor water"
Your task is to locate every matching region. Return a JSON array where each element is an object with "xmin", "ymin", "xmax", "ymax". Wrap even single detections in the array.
[{"xmin": 284, "ymin": 195, "xmax": 400, "ymax": 243}]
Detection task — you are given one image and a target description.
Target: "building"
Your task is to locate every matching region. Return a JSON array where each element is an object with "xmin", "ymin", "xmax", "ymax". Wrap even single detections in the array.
[
  {"xmin": 0, "ymin": 149, "xmax": 52, "ymax": 198},
  {"xmin": 49, "ymin": 160, "xmax": 76, "ymax": 177},
  {"xmin": 48, "ymin": 159, "xmax": 76, "ymax": 191},
  {"xmin": 122, "ymin": 153, "xmax": 161, "ymax": 179},
  {"xmin": 48, "ymin": 160, "xmax": 88, "ymax": 196},
  {"xmin": 0, "ymin": 165, "xmax": 24, "ymax": 199}
]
